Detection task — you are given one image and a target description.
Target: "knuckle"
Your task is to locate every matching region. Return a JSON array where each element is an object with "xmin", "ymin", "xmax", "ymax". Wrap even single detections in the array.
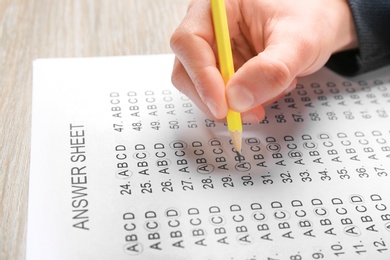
[
  {"xmin": 170, "ymin": 61, "xmax": 185, "ymax": 90},
  {"xmin": 299, "ymin": 35, "xmax": 317, "ymax": 55},
  {"xmin": 169, "ymin": 30, "xmax": 185, "ymax": 52},
  {"xmin": 170, "ymin": 68, "xmax": 180, "ymax": 88},
  {"xmin": 265, "ymin": 59, "xmax": 291, "ymax": 91}
]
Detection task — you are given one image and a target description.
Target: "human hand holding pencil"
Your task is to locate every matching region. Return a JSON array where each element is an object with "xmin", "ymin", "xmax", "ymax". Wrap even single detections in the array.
[{"xmin": 170, "ymin": 0, "xmax": 357, "ymax": 124}]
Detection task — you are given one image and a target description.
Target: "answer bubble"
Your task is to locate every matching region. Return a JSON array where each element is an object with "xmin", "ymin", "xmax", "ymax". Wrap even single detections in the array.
[
  {"xmin": 123, "ymin": 242, "xmax": 143, "ymax": 255},
  {"xmin": 116, "ymin": 169, "xmax": 133, "ymax": 179}
]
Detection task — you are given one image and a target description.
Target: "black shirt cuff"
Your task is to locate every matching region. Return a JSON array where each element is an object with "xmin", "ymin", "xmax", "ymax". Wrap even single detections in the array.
[{"xmin": 326, "ymin": 0, "xmax": 390, "ymax": 76}]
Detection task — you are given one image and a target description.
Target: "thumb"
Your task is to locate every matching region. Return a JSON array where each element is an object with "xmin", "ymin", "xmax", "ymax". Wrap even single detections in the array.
[{"xmin": 227, "ymin": 45, "xmax": 301, "ymax": 112}]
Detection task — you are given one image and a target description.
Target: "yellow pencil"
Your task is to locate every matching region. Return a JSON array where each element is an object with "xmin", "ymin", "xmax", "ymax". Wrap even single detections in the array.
[{"xmin": 211, "ymin": 0, "xmax": 242, "ymax": 153}]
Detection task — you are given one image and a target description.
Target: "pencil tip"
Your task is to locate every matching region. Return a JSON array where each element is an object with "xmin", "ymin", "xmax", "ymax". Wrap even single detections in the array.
[
  {"xmin": 230, "ymin": 130, "xmax": 242, "ymax": 154},
  {"xmin": 236, "ymin": 150, "xmax": 242, "ymax": 162}
]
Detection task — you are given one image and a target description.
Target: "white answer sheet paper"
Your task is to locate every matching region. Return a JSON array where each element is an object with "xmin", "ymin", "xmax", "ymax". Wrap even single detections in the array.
[{"xmin": 28, "ymin": 54, "xmax": 390, "ymax": 259}]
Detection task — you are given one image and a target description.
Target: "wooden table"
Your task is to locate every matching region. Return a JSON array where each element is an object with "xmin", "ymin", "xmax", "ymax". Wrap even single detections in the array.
[{"xmin": 0, "ymin": 1, "xmax": 189, "ymax": 258}]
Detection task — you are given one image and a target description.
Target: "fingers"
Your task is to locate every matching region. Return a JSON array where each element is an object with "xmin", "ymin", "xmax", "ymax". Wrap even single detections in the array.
[
  {"xmin": 172, "ymin": 54, "xmax": 267, "ymax": 124},
  {"xmin": 171, "ymin": 57, "xmax": 216, "ymax": 119},
  {"xmin": 262, "ymin": 78, "xmax": 298, "ymax": 107},
  {"xmin": 226, "ymin": 53, "xmax": 290, "ymax": 112},
  {"xmin": 226, "ymin": 32, "xmax": 317, "ymax": 113},
  {"xmin": 172, "ymin": 54, "xmax": 268, "ymax": 124},
  {"xmin": 241, "ymin": 105, "xmax": 266, "ymax": 123},
  {"xmin": 170, "ymin": 0, "xmax": 228, "ymax": 119},
  {"xmin": 238, "ymin": 78, "xmax": 297, "ymax": 124},
  {"xmin": 171, "ymin": 0, "xmax": 342, "ymax": 119}
]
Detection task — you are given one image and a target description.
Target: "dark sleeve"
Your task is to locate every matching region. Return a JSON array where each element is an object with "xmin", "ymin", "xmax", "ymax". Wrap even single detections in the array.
[{"xmin": 326, "ymin": 0, "xmax": 390, "ymax": 76}]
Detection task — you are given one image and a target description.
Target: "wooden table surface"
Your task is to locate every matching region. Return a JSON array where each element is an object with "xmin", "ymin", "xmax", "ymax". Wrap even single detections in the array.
[{"xmin": 0, "ymin": 1, "xmax": 189, "ymax": 259}]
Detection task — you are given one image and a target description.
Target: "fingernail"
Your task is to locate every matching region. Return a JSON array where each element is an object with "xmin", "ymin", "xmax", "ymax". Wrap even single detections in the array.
[
  {"xmin": 228, "ymin": 86, "xmax": 254, "ymax": 112},
  {"xmin": 285, "ymin": 82, "xmax": 296, "ymax": 94},
  {"xmin": 206, "ymin": 100, "xmax": 219, "ymax": 118},
  {"xmin": 242, "ymin": 114, "xmax": 259, "ymax": 123}
]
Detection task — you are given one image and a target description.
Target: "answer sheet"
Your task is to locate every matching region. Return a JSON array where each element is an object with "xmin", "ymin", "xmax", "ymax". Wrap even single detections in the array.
[{"xmin": 28, "ymin": 54, "xmax": 390, "ymax": 259}]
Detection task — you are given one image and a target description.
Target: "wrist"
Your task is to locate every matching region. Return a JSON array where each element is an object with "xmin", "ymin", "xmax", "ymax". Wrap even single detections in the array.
[{"xmin": 331, "ymin": 0, "xmax": 358, "ymax": 53}]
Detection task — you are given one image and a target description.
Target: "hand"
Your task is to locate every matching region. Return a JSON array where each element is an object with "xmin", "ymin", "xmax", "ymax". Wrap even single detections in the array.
[{"xmin": 170, "ymin": 0, "xmax": 357, "ymax": 122}]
